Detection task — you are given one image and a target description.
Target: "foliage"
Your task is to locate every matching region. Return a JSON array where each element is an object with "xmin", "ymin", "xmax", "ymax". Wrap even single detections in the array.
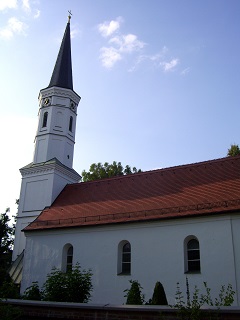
[
  {"xmin": 0, "ymin": 301, "xmax": 22, "ymax": 320},
  {"xmin": 124, "ymin": 280, "xmax": 145, "ymax": 305},
  {"xmin": 42, "ymin": 264, "xmax": 92, "ymax": 302},
  {"xmin": 0, "ymin": 280, "xmax": 20, "ymax": 299},
  {"xmin": 42, "ymin": 268, "xmax": 66, "ymax": 302},
  {"xmin": 0, "ymin": 208, "xmax": 14, "ymax": 254},
  {"xmin": 81, "ymin": 161, "xmax": 142, "ymax": 182},
  {"xmin": 65, "ymin": 263, "xmax": 93, "ymax": 303},
  {"xmin": 200, "ymin": 282, "xmax": 235, "ymax": 307},
  {"xmin": 22, "ymin": 282, "xmax": 42, "ymax": 301},
  {"xmin": 148, "ymin": 281, "xmax": 168, "ymax": 305},
  {"xmin": 171, "ymin": 278, "xmax": 235, "ymax": 320},
  {"xmin": 227, "ymin": 144, "xmax": 240, "ymax": 157},
  {"xmin": 0, "ymin": 208, "xmax": 15, "ymax": 287}
]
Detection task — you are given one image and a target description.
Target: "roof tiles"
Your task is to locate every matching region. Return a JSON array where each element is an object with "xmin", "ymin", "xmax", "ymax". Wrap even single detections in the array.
[{"xmin": 25, "ymin": 156, "xmax": 240, "ymax": 231}]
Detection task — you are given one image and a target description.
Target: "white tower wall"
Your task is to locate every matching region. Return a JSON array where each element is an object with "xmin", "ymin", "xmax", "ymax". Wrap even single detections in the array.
[{"xmin": 12, "ymin": 160, "xmax": 81, "ymax": 261}]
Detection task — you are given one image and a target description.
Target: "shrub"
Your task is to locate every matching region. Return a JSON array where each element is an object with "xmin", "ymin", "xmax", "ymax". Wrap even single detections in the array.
[
  {"xmin": 171, "ymin": 277, "xmax": 235, "ymax": 320},
  {"xmin": 0, "ymin": 280, "xmax": 20, "ymax": 299},
  {"xmin": 65, "ymin": 264, "xmax": 92, "ymax": 303},
  {"xmin": 22, "ymin": 282, "xmax": 42, "ymax": 301},
  {"xmin": 42, "ymin": 264, "xmax": 92, "ymax": 303},
  {"xmin": 149, "ymin": 281, "xmax": 168, "ymax": 305},
  {"xmin": 42, "ymin": 268, "xmax": 67, "ymax": 302},
  {"xmin": 0, "ymin": 301, "xmax": 22, "ymax": 320},
  {"xmin": 124, "ymin": 280, "xmax": 144, "ymax": 305}
]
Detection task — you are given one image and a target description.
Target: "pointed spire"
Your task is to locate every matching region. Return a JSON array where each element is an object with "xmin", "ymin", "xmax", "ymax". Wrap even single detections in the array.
[{"xmin": 48, "ymin": 17, "xmax": 73, "ymax": 90}]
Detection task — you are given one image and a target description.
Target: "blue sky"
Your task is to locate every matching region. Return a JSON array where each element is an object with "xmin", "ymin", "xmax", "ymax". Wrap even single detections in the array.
[{"xmin": 0, "ymin": 0, "xmax": 240, "ymax": 216}]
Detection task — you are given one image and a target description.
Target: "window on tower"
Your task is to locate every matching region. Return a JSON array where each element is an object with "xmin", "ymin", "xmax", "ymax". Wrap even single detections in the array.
[
  {"xmin": 69, "ymin": 116, "xmax": 73, "ymax": 132},
  {"xmin": 42, "ymin": 112, "xmax": 48, "ymax": 127}
]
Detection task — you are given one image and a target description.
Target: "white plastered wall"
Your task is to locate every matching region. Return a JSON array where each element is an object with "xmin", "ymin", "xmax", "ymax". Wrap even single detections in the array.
[{"xmin": 21, "ymin": 214, "xmax": 240, "ymax": 305}]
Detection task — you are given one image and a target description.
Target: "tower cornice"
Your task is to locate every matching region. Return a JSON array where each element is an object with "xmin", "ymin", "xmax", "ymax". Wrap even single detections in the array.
[
  {"xmin": 39, "ymin": 86, "xmax": 81, "ymax": 106},
  {"xmin": 20, "ymin": 158, "xmax": 81, "ymax": 182}
]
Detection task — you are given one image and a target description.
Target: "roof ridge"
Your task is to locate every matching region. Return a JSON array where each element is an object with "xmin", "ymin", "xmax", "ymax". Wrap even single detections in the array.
[{"xmin": 69, "ymin": 156, "xmax": 240, "ymax": 187}]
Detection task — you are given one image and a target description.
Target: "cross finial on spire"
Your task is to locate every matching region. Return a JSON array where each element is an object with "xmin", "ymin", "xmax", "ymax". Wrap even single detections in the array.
[{"xmin": 68, "ymin": 10, "xmax": 72, "ymax": 23}]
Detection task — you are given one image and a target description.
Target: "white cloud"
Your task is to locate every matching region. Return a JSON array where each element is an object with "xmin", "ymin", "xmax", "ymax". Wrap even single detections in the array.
[
  {"xmin": 98, "ymin": 17, "xmax": 146, "ymax": 69},
  {"xmin": 150, "ymin": 46, "xmax": 168, "ymax": 61},
  {"xmin": 181, "ymin": 67, "xmax": 190, "ymax": 75},
  {"xmin": 22, "ymin": 0, "xmax": 30, "ymax": 13},
  {"xmin": 99, "ymin": 33, "xmax": 145, "ymax": 68},
  {"xmin": 100, "ymin": 47, "xmax": 122, "ymax": 69},
  {"xmin": 70, "ymin": 26, "xmax": 80, "ymax": 39},
  {"xmin": 110, "ymin": 34, "xmax": 145, "ymax": 53},
  {"xmin": 98, "ymin": 17, "xmax": 179, "ymax": 72},
  {"xmin": 0, "ymin": 0, "xmax": 17, "ymax": 11},
  {"xmin": 98, "ymin": 17, "xmax": 122, "ymax": 37},
  {"xmin": 160, "ymin": 58, "xmax": 179, "ymax": 72},
  {"xmin": 0, "ymin": 17, "xmax": 28, "ymax": 39},
  {"xmin": 128, "ymin": 47, "xmax": 169, "ymax": 72},
  {"xmin": 33, "ymin": 9, "xmax": 40, "ymax": 19}
]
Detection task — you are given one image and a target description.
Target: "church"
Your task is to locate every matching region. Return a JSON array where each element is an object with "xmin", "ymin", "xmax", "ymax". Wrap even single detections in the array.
[{"xmin": 12, "ymin": 17, "xmax": 240, "ymax": 305}]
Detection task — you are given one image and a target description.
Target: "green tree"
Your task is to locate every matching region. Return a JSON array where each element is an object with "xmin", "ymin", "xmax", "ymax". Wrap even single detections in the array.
[
  {"xmin": 124, "ymin": 280, "xmax": 144, "ymax": 305},
  {"xmin": 149, "ymin": 281, "xmax": 168, "ymax": 305},
  {"xmin": 81, "ymin": 161, "xmax": 142, "ymax": 182},
  {"xmin": 227, "ymin": 144, "xmax": 240, "ymax": 157},
  {"xmin": 42, "ymin": 264, "xmax": 92, "ymax": 302},
  {"xmin": 0, "ymin": 208, "xmax": 14, "ymax": 287}
]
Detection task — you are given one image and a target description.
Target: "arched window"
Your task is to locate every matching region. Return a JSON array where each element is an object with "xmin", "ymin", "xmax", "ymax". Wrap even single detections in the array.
[
  {"xmin": 69, "ymin": 116, "xmax": 73, "ymax": 132},
  {"xmin": 118, "ymin": 241, "xmax": 131, "ymax": 275},
  {"xmin": 66, "ymin": 246, "xmax": 73, "ymax": 271},
  {"xmin": 185, "ymin": 238, "xmax": 201, "ymax": 272},
  {"xmin": 122, "ymin": 242, "xmax": 131, "ymax": 274},
  {"xmin": 42, "ymin": 111, "xmax": 48, "ymax": 127},
  {"xmin": 62, "ymin": 244, "xmax": 73, "ymax": 272}
]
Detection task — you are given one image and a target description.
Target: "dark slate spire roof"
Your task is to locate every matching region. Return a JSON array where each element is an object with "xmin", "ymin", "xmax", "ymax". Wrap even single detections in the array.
[{"xmin": 48, "ymin": 20, "xmax": 73, "ymax": 90}]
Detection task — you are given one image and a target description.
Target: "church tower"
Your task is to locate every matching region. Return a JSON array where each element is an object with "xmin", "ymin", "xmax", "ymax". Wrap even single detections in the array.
[{"xmin": 12, "ymin": 16, "xmax": 81, "ymax": 262}]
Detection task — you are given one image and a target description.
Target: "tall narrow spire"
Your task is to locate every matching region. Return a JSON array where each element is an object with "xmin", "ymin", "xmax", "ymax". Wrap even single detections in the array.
[{"xmin": 48, "ymin": 19, "xmax": 73, "ymax": 90}]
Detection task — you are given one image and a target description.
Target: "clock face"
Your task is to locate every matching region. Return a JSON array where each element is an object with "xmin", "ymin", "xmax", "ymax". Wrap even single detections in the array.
[
  {"xmin": 43, "ymin": 98, "xmax": 50, "ymax": 106},
  {"xmin": 70, "ymin": 101, "xmax": 76, "ymax": 111}
]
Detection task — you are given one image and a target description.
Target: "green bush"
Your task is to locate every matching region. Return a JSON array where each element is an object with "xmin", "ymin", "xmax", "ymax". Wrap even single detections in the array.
[
  {"xmin": 124, "ymin": 280, "xmax": 144, "ymax": 305},
  {"xmin": 65, "ymin": 264, "xmax": 92, "ymax": 303},
  {"xmin": 22, "ymin": 282, "xmax": 42, "ymax": 301},
  {"xmin": 42, "ymin": 268, "xmax": 67, "ymax": 302},
  {"xmin": 0, "ymin": 280, "xmax": 20, "ymax": 299},
  {"xmin": 42, "ymin": 264, "xmax": 92, "ymax": 303},
  {"xmin": 0, "ymin": 301, "xmax": 22, "ymax": 320},
  {"xmin": 149, "ymin": 281, "xmax": 168, "ymax": 305}
]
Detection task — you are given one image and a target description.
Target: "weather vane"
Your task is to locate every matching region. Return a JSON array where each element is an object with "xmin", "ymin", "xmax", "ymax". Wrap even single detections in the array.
[{"xmin": 68, "ymin": 10, "xmax": 72, "ymax": 22}]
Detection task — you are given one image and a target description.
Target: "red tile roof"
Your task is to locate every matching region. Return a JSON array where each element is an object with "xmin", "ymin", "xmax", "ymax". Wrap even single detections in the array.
[{"xmin": 25, "ymin": 156, "xmax": 240, "ymax": 231}]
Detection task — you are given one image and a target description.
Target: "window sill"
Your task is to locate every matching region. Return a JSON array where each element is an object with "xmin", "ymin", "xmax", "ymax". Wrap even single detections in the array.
[
  {"xmin": 184, "ymin": 271, "xmax": 201, "ymax": 274},
  {"xmin": 117, "ymin": 272, "xmax": 131, "ymax": 276}
]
